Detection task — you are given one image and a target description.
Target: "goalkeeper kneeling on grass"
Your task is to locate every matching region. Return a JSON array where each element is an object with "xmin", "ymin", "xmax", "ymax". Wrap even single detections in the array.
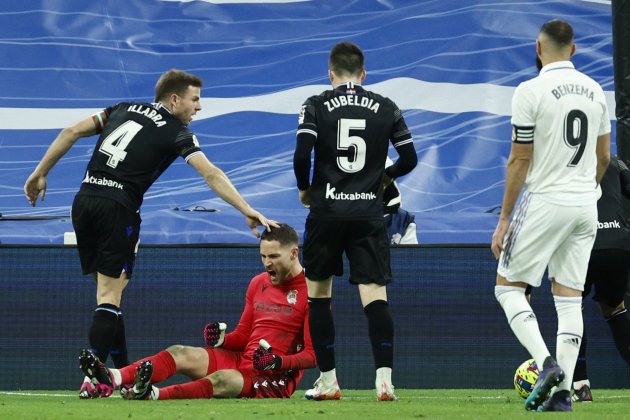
[{"xmin": 79, "ymin": 223, "xmax": 317, "ymax": 400}]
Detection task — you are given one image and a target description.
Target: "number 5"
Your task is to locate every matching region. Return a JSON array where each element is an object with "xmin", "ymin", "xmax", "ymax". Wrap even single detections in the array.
[{"xmin": 337, "ymin": 118, "xmax": 366, "ymax": 173}]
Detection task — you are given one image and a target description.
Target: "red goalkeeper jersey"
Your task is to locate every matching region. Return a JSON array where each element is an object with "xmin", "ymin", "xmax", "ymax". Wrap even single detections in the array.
[{"xmin": 222, "ymin": 270, "xmax": 316, "ymax": 372}]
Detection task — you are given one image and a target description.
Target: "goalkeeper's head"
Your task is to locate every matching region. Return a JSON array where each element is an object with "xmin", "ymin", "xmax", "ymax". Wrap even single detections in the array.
[
  {"xmin": 261, "ymin": 223, "xmax": 299, "ymax": 247},
  {"xmin": 260, "ymin": 224, "xmax": 301, "ymax": 285}
]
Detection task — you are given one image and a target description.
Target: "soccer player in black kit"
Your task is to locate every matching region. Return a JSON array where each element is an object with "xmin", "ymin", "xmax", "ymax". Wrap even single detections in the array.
[
  {"xmin": 571, "ymin": 156, "xmax": 630, "ymax": 402},
  {"xmin": 24, "ymin": 69, "xmax": 276, "ymax": 398},
  {"xmin": 293, "ymin": 42, "xmax": 417, "ymax": 401}
]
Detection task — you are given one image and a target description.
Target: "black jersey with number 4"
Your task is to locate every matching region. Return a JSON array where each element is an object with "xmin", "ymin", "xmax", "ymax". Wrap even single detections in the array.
[
  {"xmin": 593, "ymin": 156, "xmax": 630, "ymax": 251},
  {"xmin": 297, "ymin": 83, "xmax": 413, "ymax": 220},
  {"xmin": 76, "ymin": 102, "xmax": 202, "ymax": 212}
]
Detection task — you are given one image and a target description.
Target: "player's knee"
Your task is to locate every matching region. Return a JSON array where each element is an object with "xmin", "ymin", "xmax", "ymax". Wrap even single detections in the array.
[
  {"xmin": 364, "ymin": 300, "xmax": 393, "ymax": 346},
  {"xmin": 166, "ymin": 344, "xmax": 199, "ymax": 365},
  {"xmin": 494, "ymin": 285, "xmax": 525, "ymax": 306},
  {"xmin": 166, "ymin": 344, "xmax": 187, "ymax": 355},
  {"xmin": 359, "ymin": 284, "xmax": 387, "ymax": 307},
  {"xmin": 207, "ymin": 371, "xmax": 241, "ymax": 397},
  {"xmin": 208, "ymin": 371, "xmax": 226, "ymax": 388}
]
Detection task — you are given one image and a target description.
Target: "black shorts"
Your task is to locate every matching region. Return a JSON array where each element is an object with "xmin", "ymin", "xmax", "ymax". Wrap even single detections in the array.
[
  {"xmin": 302, "ymin": 218, "xmax": 392, "ymax": 285},
  {"xmin": 72, "ymin": 195, "xmax": 141, "ymax": 279},
  {"xmin": 584, "ymin": 249, "xmax": 630, "ymax": 307}
]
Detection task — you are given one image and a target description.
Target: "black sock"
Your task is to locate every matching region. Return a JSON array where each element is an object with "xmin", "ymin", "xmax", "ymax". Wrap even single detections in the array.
[
  {"xmin": 606, "ymin": 309, "xmax": 630, "ymax": 366},
  {"xmin": 110, "ymin": 311, "xmax": 129, "ymax": 368},
  {"xmin": 308, "ymin": 297, "xmax": 335, "ymax": 372},
  {"xmin": 573, "ymin": 326, "xmax": 588, "ymax": 382},
  {"xmin": 364, "ymin": 300, "xmax": 394, "ymax": 369},
  {"xmin": 88, "ymin": 303, "xmax": 119, "ymax": 363}
]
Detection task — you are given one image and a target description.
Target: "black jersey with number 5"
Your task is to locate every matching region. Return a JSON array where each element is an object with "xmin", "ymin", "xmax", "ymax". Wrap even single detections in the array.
[
  {"xmin": 77, "ymin": 102, "xmax": 202, "ymax": 212},
  {"xmin": 297, "ymin": 83, "xmax": 412, "ymax": 220}
]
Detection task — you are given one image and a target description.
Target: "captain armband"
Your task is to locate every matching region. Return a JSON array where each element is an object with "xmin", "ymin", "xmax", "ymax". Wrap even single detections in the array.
[{"xmin": 511, "ymin": 125, "xmax": 534, "ymax": 144}]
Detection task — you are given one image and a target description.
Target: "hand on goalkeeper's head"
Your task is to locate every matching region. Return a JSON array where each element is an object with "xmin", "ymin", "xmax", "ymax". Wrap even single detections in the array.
[{"xmin": 204, "ymin": 322, "xmax": 227, "ymax": 347}]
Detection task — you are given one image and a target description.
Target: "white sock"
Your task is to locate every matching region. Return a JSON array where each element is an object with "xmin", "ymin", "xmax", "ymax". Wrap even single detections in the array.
[
  {"xmin": 321, "ymin": 368, "xmax": 337, "ymax": 385},
  {"xmin": 110, "ymin": 368, "xmax": 122, "ymax": 387},
  {"xmin": 376, "ymin": 367, "xmax": 393, "ymax": 387},
  {"xmin": 554, "ymin": 296, "xmax": 583, "ymax": 392},
  {"xmin": 495, "ymin": 286, "xmax": 550, "ymax": 368},
  {"xmin": 573, "ymin": 379, "xmax": 590, "ymax": 390}
]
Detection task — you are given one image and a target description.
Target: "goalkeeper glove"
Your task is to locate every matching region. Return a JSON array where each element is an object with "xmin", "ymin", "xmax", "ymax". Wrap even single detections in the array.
[
  {"xmin": 203, "ymin": 322, "xmax": 227, "ymax": 347},
  {"xmin": 253, "ymin": 347, "xmax": 282, "ymax": 371}
]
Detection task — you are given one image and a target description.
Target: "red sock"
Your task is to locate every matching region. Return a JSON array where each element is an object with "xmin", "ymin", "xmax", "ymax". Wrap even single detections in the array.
[
  {"xmin": 158, "ymin": 378, "xmax": 214, "ymax": 400},
  {"xmin": 118, "ymin": 350, "xmax": 177, "ymax": 385}
]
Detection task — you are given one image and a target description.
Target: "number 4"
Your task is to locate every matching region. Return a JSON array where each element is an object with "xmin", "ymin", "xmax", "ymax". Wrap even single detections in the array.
[{"xmin": 98, "ymin": 120, "xmax": 143, "ymax": 168}]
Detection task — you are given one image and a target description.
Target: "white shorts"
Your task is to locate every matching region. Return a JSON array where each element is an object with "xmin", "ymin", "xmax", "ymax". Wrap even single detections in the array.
[{"xmin": 497, "ymin": 191, "xmax": 597, "ymax": 291}]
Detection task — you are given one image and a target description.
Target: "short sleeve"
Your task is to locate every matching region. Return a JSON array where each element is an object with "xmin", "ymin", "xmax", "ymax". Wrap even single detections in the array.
[
  {"xmin": 390, "ymin": 102, "xmax": 412, "ymax": 148},
  {"xmin": 598, "ymin": 92, "xmax": 612, "ymax": 136},
  {"xmin": 174, "ymin": 128, "xmax": 202, "ymax": 162},
  {"xmin": 510, "ymin": 83, "xmax": 536, "ymax": 144},
  {"xmin": 297, "ymin": 97, "xmax": 317, "ymax": 134}
]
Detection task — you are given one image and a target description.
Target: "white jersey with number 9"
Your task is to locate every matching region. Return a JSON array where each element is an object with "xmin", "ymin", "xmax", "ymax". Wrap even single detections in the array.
[{"xmin": 510, "ymin": 61, "xmax": 611, "ymax": 206}]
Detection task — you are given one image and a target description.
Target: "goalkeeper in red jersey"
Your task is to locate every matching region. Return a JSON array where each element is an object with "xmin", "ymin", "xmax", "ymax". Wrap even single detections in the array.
[{"xmin": 78, "ymin": 223, "xmax": 317, "ymax": 400}]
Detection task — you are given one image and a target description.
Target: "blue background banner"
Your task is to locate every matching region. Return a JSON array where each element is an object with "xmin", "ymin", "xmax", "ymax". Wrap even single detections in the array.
[{"xmin": 0, "ymin": 0, "xmax": 615, "ymax": 244}]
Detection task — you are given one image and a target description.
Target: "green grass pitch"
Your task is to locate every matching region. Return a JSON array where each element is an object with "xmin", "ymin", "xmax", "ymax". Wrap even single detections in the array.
[{"xmin": 1, "ymin": 389, "xmax": 629, "ymax": 419}]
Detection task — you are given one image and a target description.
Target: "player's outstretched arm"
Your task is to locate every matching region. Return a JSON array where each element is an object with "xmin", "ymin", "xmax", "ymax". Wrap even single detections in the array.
[
  {"xmin": 24, "ymin": 116, "xmax": 98, "ymax": 206},
  {"xmin": 187, "ymin": 154, "xmax": 278, "ymax": 237}
]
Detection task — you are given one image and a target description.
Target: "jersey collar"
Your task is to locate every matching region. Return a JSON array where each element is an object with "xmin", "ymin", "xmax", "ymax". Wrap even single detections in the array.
[
  {"xmin": 540, "ymin": 60, "xmax": 575, "ymax": 75},
  {"xmin": 155, "ymin": 102, "xmax": 173, "ymax": 115},
  {"xmin": 334, "ymin": 82, "xmax": 364, "ymax": 94}
]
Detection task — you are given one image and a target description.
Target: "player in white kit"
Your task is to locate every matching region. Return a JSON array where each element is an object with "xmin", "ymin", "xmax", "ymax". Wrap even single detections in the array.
[{"xmin": 490, "ymin": 19, "xmax": 611, "ymax": 412}]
